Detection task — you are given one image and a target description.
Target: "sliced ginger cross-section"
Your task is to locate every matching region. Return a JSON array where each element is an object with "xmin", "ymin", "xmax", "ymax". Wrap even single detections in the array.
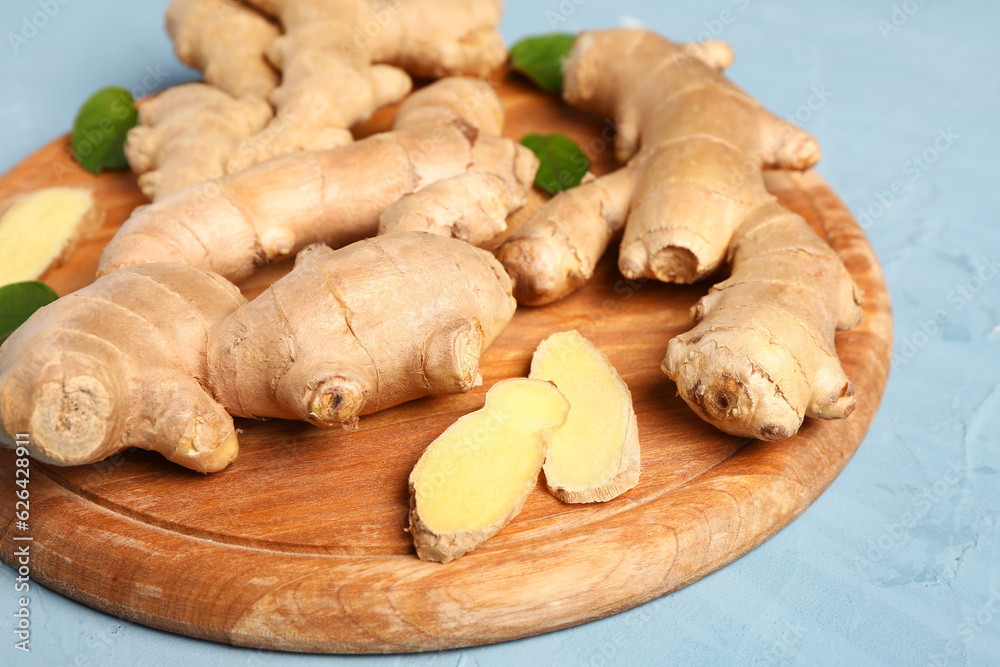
[
  {"xmin": 530, "ymin": 331, "xmax": 640, "ymax": 503},
  {"xmin": 408, "ymin": 379, "xmax": 569, "ymax": 563},
  {"xmin": 0, "ymin": 187, "xmax": 103, "ymax": 287}
]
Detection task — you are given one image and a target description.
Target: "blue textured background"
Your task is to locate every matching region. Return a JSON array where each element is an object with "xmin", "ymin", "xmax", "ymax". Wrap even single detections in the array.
[{"xmin": 2, "ymin": 1, "xmax": 998, "ymax": 665}]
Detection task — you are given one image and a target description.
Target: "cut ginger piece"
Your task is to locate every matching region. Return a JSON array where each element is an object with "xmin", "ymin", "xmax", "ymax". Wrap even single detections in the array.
[
  {"xmin": 408, "ymin": 379, "xmax": 569, "ymax": 563},
  {"xmin": 530, "ymin": 331, "xmax": 640, "ymax": 503},
  {"xmin": 0, "ymin": 187, "xmax": 103, "ymax": 287}
]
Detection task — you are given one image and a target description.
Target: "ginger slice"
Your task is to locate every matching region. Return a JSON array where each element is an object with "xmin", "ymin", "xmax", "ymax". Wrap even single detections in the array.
[
  {"xmin": 408, "ymin": 379, "xmax": 569, "ymax": 563},
  {"xmin": 530, "ymin": 330, "xmax": 640, "ymax": 503},
  {"xmin": 0, "ymin": 188, "xmax": 103, "ymax": 287}
]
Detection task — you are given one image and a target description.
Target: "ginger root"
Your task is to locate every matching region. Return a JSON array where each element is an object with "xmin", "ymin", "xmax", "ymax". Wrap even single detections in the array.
[
  {"xmin": 408, "ymin": 379, "xmax": 568, "ymax": 563},
  {"xmin": 103, "ymin": 78, "xmax": 537, "ymax": 282},
  {"xmin": 206, "ymin": 233, "xmax": 516, "ymax": 428},
  {"xmin": 0, "ymin": 188, "xmax": 103, "ymax": 287},
  {"xmin": 124, "ymin": 84, "xmax": 273, "ymax": 201},
  {"xmin": 663, "ymin": 202, "xmax": 862, "ymax": 440},
  {"xmin": 226, "ymin": 0, "xmax": 505, "ymax": 170},
  {"xmin": 378, "ymin": 77, "xmax": 527, "ymax": 247},
  {"xmin": 124, "ymin": 0, "xmax": 280, "ymax": 201},
  {"xmin": 0, "ymin": 263, "xmax": 246, "ymax": 472},
  {"xmin": 499, "ymin": 29, "xmax": 821, "ymax": 298},
  {"xmin": 132, "ymin": 0, "xmax": 506, "ymax": 199},
  {"xmin": 167, "ymin": 0, "xmax": 280, "ymax": 100},
  {"xmin": 530, "ymin": 331, "xmax": 640, "ymax": 503},
  {"xmin": 499, "ymin": 29, "xmax": 860, "ymax": 440}
]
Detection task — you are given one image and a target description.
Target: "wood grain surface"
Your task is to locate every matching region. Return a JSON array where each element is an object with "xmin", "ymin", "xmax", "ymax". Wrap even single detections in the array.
[{"xmin": 0, "ymin": 73, "xmax": 892, "ymax": 653}]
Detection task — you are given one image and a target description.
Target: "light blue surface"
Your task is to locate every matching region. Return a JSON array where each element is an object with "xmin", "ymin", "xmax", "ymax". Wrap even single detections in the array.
[{"xmin": 1, "ymin": 1, "xmax": 997, "ymax": 665}]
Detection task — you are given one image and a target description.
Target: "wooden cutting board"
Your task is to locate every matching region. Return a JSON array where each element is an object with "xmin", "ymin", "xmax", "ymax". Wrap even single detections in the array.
[{"xmin": 0, "ymin": 73, "xmax": 892, "ymax": 653}]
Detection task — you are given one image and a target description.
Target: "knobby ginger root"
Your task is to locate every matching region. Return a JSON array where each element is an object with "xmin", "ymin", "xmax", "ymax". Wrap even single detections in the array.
[
  {"xmin": 0, "ymin": 263, "xmax": 247, "ymax": 472},
  {"xmin": 102, "ymin": 78, "xmax": 537, "ymax": 281},
  {"xmin": 500, "ymin": 29, "xmax": 861, "ymax": 440},
  {"xmin": 408, "ymin": 379, "xmax": 569, "ymax": 563},
  {"xmin": 167, "ymin": 0, "xmax": 280, "ymax": 100},
  {"xmin": 133, "ymin": 1, "xmax": 506, "ymax": 198},
  {"xmin": 498, "ymin": 29, "xmax": 821, "ymax": 299},
  {"xmin": 228, "ymin": 0, "xmax": 506, "ymax": 170},
  {"xmin": 124, "ymin": 84, "xmax": 273, "ymax": 201},
  {"xmin": 206, "ymin": 233, "xmax": 517, "ymax": 428},
  {"xmin": 378, "ymin": 77, "xmax": 529, "ymax": 247},
  {"xmin": 368, "ymin": 0, "xmax": 506, "ymax": 79},
  {"xmin": 124, "ymin": 0, "xmax": 280, "ymax": 201},
  {"xmin": 0, "ymin": 188, "xmax": 103, "ymax": 287},
  {"xmin": 498, "ymin": 167, "xmax": 633, "ymax": 305},
  {"xmin": 530, "ymin": 331, "xmax": 640, "ymax": 503},
  {"xmin": 229, "ymin": 0, "xmax": 413, "ymax": 168},
  {"xmin": 663, "ymin": 202, "xmax": 862, "ymax": 440}
]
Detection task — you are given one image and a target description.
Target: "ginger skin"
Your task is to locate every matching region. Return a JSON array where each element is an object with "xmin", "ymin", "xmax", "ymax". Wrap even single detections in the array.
[
  {"xmin": 206, "ymin": 233, "xmax": 517, "ymax": 428},
  {"xmin": 104, "ymin": 78, "xmax": 537, "ymax": 282},
  {"xmin": 227, "ymin": 0, "xmax": 506, "ymax": 170},
  {"xmin": 131, "ymin": 0, "xmax": 507, "ymax": 199},
  {"xmin": 664, "ymin": 202, "xmax": 862, "ymax": 440},
  {"xmin": 125, "ymin": 84, "xmax": 273, "ymax": 201},
  {"xmin": 0, "ymin": 234, "xmax": 515, "ymax": 471},
  {"xmin": 499, "ymin": 29, "xmax": 861, "ymax": 440},
  {"xmin": 124, "ymin": 0, "xmax": 280, "ymax": 201},
  {"xmin": 409, "ymin": 379, "xmax": 569, "ymax": 563},
  {"xmin": 167, "ymin": 0, "xmax": 280, "ymax": 100},
  {"xmin": 0, "ymin": 263, "xmax": 247, "ymax": 473},
  {"xmin": 378, "ymin": 77, "xmax": 529, "ymax": 247}
]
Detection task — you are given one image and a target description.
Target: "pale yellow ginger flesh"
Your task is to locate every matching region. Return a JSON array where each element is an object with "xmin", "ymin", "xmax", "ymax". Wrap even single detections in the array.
[
  {"xmin": 529, "ymin": 331, "xmax": 640, "ymax": 503},
  {"xmin": 0, "ymin": 188, "xmax": 103, "ymax": 287},
  {"xmin": 103, "ymin": 78, "xmax": 537, "ymax": 282},
  {"xmin": 0, "ymin": 263, "xmax": 247, "ymax": 472},
  {"xmin": 409, "ymin": 379, "xmax": 569, "ymax": 563},
  {"xmin": 207, "ymin": 233, "xmax": 517, "ymax": 428}
]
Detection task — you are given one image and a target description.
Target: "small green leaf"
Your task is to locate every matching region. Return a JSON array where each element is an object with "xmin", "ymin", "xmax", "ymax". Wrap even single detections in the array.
[
  {"xmin": 0, "ymin": 281, "xmax": 59, "ymax": 345},
  {"xmin": 521, "ymin": 133, "xmax": 590, "ymax": 195},
  {"xmin": 71, "ymin": 86, "xmax": 138, "ymax": 174},
  {"xmin": 509, "ymin": 33, "xmax": 576, "ymax": 93}
]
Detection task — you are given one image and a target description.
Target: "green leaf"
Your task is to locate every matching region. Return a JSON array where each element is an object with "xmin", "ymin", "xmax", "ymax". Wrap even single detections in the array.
[
  {"xmin": 71, "ymin": 86, "xmax": 138, "ymax": 174},
  {"xmin": 0, "ymin": 282, "xmax": 59, "ymax": 345},
  {"xmin": 509, "ymin": 33, "xmax": 576, "ymax": 93},
  {"xmin": 521, "ymin": 133, "xmax": 590, "ymax": 195}
]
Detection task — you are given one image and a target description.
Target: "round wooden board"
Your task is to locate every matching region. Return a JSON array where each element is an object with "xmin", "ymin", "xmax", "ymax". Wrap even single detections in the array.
[{"xmin": 0, "ymin": 73, "xmax": 892, "ymax": 653}]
